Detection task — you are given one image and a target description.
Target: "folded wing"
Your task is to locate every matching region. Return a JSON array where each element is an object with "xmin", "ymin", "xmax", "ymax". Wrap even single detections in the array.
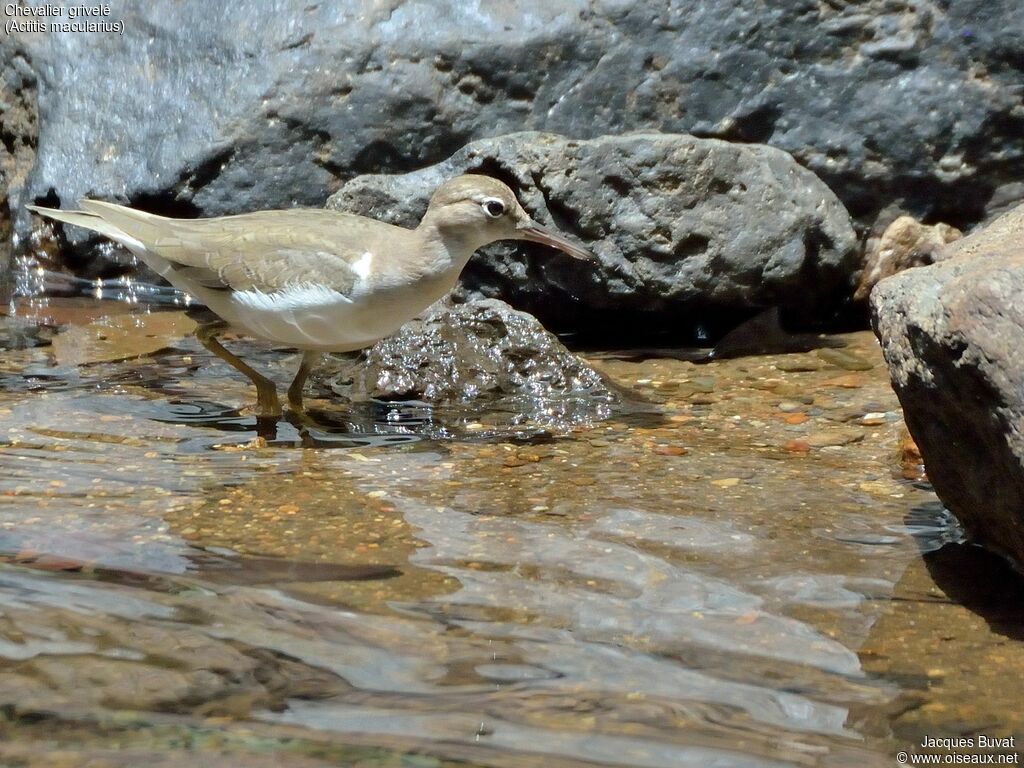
[{"xmin": 72, "ymin": 201, "xmax": 368, "ymax": 296}]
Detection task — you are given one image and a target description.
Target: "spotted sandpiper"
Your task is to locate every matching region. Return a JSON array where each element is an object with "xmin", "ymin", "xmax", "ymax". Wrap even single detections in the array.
[{"xmin": 28, "ymin": 175, "xmax": 592, "ymax": 417}]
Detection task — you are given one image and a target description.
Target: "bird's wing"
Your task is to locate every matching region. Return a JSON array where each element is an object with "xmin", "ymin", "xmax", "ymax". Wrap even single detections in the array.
[{"xmin": 78, "ymin": 201, "xmax": 388, "ymax": 296}]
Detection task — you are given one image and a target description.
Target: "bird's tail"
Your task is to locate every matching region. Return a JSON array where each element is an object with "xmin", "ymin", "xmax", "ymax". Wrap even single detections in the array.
[{"xmin": 26, "ymin": 204, "xmax": 143, "ymax": 251}]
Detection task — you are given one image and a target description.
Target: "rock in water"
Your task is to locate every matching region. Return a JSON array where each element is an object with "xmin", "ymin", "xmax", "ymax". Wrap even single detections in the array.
[
  {"xmin": 871, "ymin": 202, "xmax": 1024, "ymax": 569},
  {"xmin": 329, "ymin": 132, "xmax": 858, "ymax": 332},
  {"xmin": 317, "ymin": 299, "xmax": 612, "ymax": 431}
]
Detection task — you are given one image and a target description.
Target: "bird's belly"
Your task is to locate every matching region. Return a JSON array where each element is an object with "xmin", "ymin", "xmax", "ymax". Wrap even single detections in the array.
[{"xmin": 209, "ymin": 284, "xmax": 429, "ymax": 352}]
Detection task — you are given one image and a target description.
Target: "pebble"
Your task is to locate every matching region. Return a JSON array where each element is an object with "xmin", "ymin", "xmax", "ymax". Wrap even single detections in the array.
[
  {"xmin": 859, "ymin": 411, "xmax": 888, "ymax": 426},
  {"xmin": 543, "ymin": 504, "xmax": 570, "ymax": 516},
  {"xmin": 805, "ymin": 429, "xmax": 864, "ymax": 447},
  {"xmin": 690, "ymin": 395, "xmax": 718, "ymax": 405},
  {"xmin": 652, "ymin": 444, "xmax": 688, "ymax": 456},
  {"xmin": 823, "ymin": 374, "xmax": 865, "ymax": 389},
  {"xmin": 817, "ymin": 347, "xmax": 875, "ymax": 371},
  {"xmin": 688, "ymin": 376, "xmax": 716, "ymax": 393},
  {"xmin": 775, "ymin": 356, "xmax": 822, "ymax": 372}
]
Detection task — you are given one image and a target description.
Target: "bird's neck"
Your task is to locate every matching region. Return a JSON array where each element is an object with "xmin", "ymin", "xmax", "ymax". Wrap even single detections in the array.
[{"xmin": 414, "ymin": 219, "xmax": 486, "ymax": 275}]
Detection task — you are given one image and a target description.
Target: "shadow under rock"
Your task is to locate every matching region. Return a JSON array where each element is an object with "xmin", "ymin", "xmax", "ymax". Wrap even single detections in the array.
[{"xmin": 906, "ymin": 504, "xmax": 1024, "ymax": 640}]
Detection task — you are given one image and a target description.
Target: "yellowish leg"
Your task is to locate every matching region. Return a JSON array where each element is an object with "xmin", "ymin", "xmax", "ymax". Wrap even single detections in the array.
[
  {"xmin": 287, "ymin": 351, "xmax": 322, "ymax": 411},
  {"xmin": 195, "ymin": 322, "xmax": 282, "ymax": 418}
]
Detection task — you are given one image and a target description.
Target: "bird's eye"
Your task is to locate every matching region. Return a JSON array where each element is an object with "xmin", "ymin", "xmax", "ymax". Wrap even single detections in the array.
[{"xmin": 482, "ymin": 199, "xmax": 505, "ymax": 218}]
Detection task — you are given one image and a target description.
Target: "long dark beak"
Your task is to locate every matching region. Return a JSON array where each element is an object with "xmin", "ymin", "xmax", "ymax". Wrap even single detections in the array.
[{"xmin": 517, "ymin": 220, "xmax": 593, "ymax": 261}]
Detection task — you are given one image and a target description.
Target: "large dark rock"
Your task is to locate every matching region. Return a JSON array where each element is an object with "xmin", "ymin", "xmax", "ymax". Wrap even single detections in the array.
[
  {"xmin": 4, "ymin": 0, "xmax": 1023, "ymax": 265},
  {"xmin": 871, "ymin": 203, "xmax": 1024, "ymax": 569},
  {"xmin": 329, "ymin": 132, "xmax": 858, "ymax": 334}
]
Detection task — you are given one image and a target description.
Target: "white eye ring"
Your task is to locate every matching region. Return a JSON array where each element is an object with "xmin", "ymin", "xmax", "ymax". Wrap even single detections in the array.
[{"xmin": 482, "ymin": 198, "xmax": 506, "ymax": 218}]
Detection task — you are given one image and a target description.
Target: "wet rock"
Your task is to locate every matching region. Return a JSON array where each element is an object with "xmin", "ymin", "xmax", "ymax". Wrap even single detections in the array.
[
  {"xmin": 7, "ymin": 0, "xmax": 1023, "ymax": 271},
  {"xmin": 0, "ymin": 39, "xmax": 38, "ymax": 287},
  {"xmin": 871, "ymin": 202, "xmax": 1024, "ymax": 568},
  {"xmin": 855, "ymin": 217, "xmax": 962, "ymax": 301},
  {"xmin": 318, "ymin": 298, "xmax": 610, "ymax": 407},
  {"xmin": 329, "ymin": 132, "xmax": 858, "ymax": 330}
]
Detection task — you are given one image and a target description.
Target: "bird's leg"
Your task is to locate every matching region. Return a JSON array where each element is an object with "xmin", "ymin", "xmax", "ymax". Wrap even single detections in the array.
[
  {"xmin": 195, "ymin": 321, "xmax": 282, "ymax": 418},
  {"xmin": 287, "ymin": 351, "xmax": 322, "ymax": 411}
]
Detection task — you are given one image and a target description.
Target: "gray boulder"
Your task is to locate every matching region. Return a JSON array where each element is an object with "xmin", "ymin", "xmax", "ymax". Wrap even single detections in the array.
[
  {"xmin": 328, "ymin": 132, "xmax": 858, "ymax": 331},
  {"xmin": 4, "ymin": 0, "xmax": 1023, "ymax": 269},
  {"xmin": 871, "ymin": 202, "xmax": 1024, "ymax": 569}
]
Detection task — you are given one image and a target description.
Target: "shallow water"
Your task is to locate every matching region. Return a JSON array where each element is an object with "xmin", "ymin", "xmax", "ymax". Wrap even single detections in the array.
[{"xmin": 0, "ymin": 297, "xmax": 1021, "ymax": 767}]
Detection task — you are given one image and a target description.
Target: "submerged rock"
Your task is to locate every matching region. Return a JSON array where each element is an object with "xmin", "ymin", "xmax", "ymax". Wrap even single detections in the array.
[
  {"xmin": 329, "ymin": 132, "xmax": 859, "ymax": 332},
  {"xmin": 854, "ymin": 216, "xmax": 961, "ymax": 301},
  {"xmin": 6, "ymin": 0, "xmax": 1023, "ymax": 272},
  {"xmin": 321, "ymin": 298, "xmax": 608, "ymax": 402},
  {"xmin": 871, "ymin": 202, "xmax": 1024, "ymax": 569}
]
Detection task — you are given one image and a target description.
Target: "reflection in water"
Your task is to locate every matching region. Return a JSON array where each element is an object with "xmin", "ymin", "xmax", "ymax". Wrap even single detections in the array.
[{"xmin": 0, "ymin": 302, "xmax": 1008, "ymax": 766}]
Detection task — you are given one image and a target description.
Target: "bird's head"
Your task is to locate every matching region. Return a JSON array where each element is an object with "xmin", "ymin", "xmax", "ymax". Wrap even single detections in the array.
[{"xmin": 421, "ymin": 174, "xmax": 592, "ymax": 260}]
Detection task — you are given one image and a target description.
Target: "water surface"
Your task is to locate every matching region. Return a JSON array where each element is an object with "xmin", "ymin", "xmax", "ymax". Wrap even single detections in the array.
[{"xmin": 0, "ymin": 295, "xmax": 1019, "ymax": 767}]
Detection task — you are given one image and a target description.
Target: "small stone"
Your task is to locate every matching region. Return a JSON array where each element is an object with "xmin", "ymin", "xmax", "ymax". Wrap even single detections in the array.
[
  {"xmin": 652, "ymin": 444, "xmax": 688, "ymax": 456},
  {"xmin": 859, "ymin": 412, "xmax": 888, "ymax": 426},
  {"xmin": 817, "ymin": 347, "xmax": 874, "ymax": 371},
  {"xmin": 778, "ymin": 401, "xmax": 803, "ymax": 413},
  {"xmin": 784, "ymin": 413, "xmax": 809, "ymax": 425},
  {"xmin": 783, "ymin": 439, "xmax": 811, "ymax": 453},
  {"xmin": 775, "ymin": 356, "xmax": 823, "ymax": 372},
  {"xmin": 690, "ymin": 395, "xmax": 718, "ymax": 405},
  {"xmin": 711, "ymin": 477, "xmax": 740, "ymax": 488},
  {"xmin": 823, "ymin": 374, "xmax": 865, "ymax": 389},
  {"xmin": 805, "ymin": 429, "xmax": 864, "ymax": 447}
]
